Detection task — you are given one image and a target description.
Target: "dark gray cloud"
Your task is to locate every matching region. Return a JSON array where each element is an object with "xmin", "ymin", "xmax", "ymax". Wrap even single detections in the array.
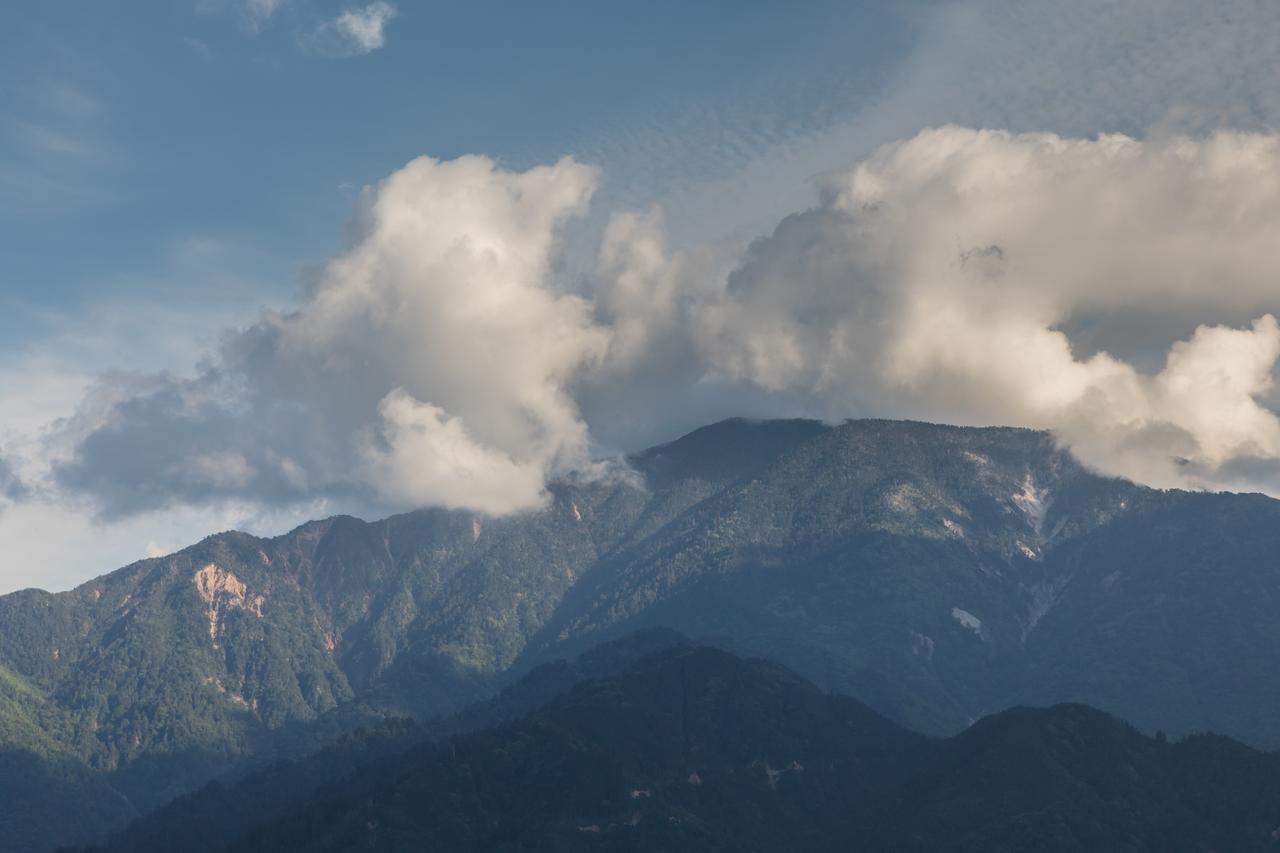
[{"xmin": 52, "ymin": 368, "xmax": 354, "ymax": 519}]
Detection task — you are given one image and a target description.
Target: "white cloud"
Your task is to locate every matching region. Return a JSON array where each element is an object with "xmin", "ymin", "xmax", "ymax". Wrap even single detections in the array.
[
  {"xmin": 675, "ymin": 128, "xmax": 1280, "ymax": 491},
  {"xmin": 49, "ymin": 154, "xmax": 604, "ymax": 519},
  {"xmin": 610, "ymin": 0, "xmax": 1280, "ymax": 254},
  {"xmin": 363, "ymin": 390, "xmax": 551, "ymax": 515},
  {"xmin": 35, "ymin": 129, "xmax": 1280, "ymax": 518},
  {"xmin": 13, "ymin": 127, "xmax": 1280, "ymax": 592},
  {"xmin": 311, "ymin": 2, "xmax": 397, "ymax": 57}
]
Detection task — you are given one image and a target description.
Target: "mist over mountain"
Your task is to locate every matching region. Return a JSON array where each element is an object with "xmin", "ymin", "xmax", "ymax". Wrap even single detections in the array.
[{"xmin": 5, "ymin": 417, "xmax": 1280, "ymax": 849}]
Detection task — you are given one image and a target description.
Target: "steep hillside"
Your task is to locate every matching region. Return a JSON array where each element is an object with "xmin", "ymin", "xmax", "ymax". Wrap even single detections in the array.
[
  {"xmin": 87, "ymin": 645, "xmax": 1280, "ymax": 853},
  {"xmin": 77, "ymin": 629, "xmax": 692, "ymax": 853}
]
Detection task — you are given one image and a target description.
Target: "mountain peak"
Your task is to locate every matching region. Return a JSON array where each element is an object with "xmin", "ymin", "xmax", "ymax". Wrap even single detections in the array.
[
  {"xmin": 629, "ymin": 416, "xmax": 830, "ymax": 488},
  {"xmin": 7, "ymin": 416, "xmax": 1280, "ymax": 851}
]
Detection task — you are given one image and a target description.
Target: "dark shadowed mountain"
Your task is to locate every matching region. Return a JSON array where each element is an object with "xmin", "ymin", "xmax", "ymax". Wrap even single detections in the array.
[
  {"xmin": 83, "ymin": 644, "xmax": 1280, "ymax": 853},
  {"xmin": 74, "ymin": 629, "xmax": 693, "ymax": 853},
  {"xmin": 6, "ymin": 417, "xmax": 1280, "ymax": 850}
]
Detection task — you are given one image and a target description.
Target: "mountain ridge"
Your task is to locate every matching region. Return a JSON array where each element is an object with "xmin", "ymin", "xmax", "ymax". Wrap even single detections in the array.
[{"xmin": 5, "ymin": 416, "xmax": 1280, "ymax": 850}]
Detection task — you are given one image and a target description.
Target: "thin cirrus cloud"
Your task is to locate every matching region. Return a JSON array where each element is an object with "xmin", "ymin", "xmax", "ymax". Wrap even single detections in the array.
[
  {"xmin": 243, "ymin": 0, "xmax": 286, "ymax": 32},
  {"xmin": 307, "ymin": 2, "xmax": 397, "ymax": 57},
  {"xmin": 0, "ymin": 78, "xmax": 112, "ymax": 217},
  {"xmin": 30, "ymin": 126, "xmax": 1280, "ymax": 530}
]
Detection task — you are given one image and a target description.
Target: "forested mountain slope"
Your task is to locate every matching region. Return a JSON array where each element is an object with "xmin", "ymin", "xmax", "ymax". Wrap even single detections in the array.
[
  {"xmin": 87, "ymin": 645, "xmax": 1280, "ymax": 853},
  {"xmin": 6, "ymin": 417, "xmax": 1280, "ymax": 850}
]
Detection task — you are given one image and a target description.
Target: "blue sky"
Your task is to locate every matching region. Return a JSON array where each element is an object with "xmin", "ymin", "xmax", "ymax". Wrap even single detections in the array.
[
  {"xmin": 1, "ymin": 0, "xmax": 906, "ymax": 337},
  {"xmin": 5, "ymin": 0, "xmax": 1280, "ymax": 593}
]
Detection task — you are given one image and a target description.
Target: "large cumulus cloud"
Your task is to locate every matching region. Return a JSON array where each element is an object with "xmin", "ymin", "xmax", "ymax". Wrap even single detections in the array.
[
  {"xmin": 686, "ymin": 128, "xmax": 1280, "ymax": 490},
  {"xmin": 37, "ymin": 128, "xmax": 1280, "ymax": 522},
  {"xmin": 54, "ymin": 154, "xmax": 606, "ymax": 517}
]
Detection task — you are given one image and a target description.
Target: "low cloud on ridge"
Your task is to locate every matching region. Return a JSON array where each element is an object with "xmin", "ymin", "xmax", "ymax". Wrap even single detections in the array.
[
  {"xmin": 690, "ymin": 128, "xmax": 1280, "ymax": 492},
  {"xmin": 29, "ymin": 127, "xmax": 1280, "ymax": 523}
]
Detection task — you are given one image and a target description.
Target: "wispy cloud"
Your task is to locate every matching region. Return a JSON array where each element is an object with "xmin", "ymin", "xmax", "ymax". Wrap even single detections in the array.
[
  {"xmin": 308, "ymin": 2, "xmax": 397, "ymax": 57},
  {"xmin": 0, "ymin": 78, "xmax": 113, "ymax": 216},
  {"xmin": 244, "ymin": 0, "xmax": 286, "ymax": 33},
  {"xmin": 6, "ymin": 118, "xmax": 98, "ymax": 161},
  {"xmin": 181, "ymin": 36, "xmax": 213, "ymax": 59},
  {"xmin": 36, "ymin": 80, "xmax": 102, "ymax": 121}
]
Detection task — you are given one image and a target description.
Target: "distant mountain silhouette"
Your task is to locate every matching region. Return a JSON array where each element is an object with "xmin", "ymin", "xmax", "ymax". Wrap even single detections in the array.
[{"xmin": 85, "ymin": 641, "xmax": 1280, "ymax": 853}]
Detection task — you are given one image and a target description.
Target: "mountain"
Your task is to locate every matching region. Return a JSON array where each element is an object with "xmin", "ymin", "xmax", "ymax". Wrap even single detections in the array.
[
  {"xmin": 82, "ymin": 644, "xmax": 1280, "ymax": 853},
  {"xmin": 7, "ymin": 417, "xmax": 1280, "ymax": 849},
  {"xmin": 75, "ymin": 629, "xmax": 693, "ymax": 853}
]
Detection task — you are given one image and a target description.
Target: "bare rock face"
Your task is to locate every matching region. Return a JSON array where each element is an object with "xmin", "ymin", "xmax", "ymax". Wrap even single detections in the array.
[{"xmin": 193, "ymin": 563, "xmax": 265, "ymax": 644}]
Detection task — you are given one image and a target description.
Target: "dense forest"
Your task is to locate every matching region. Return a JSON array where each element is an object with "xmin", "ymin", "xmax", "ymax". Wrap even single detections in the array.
[{"xmin": 84, "ymin": 642, "xmax": 1280, "ymax": 853}]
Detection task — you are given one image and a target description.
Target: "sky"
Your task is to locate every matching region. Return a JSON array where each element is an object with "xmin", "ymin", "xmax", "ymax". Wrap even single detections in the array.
[{"xmin": 3, "ymin": 0, "xmax": 1280, "ymax": 593}]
